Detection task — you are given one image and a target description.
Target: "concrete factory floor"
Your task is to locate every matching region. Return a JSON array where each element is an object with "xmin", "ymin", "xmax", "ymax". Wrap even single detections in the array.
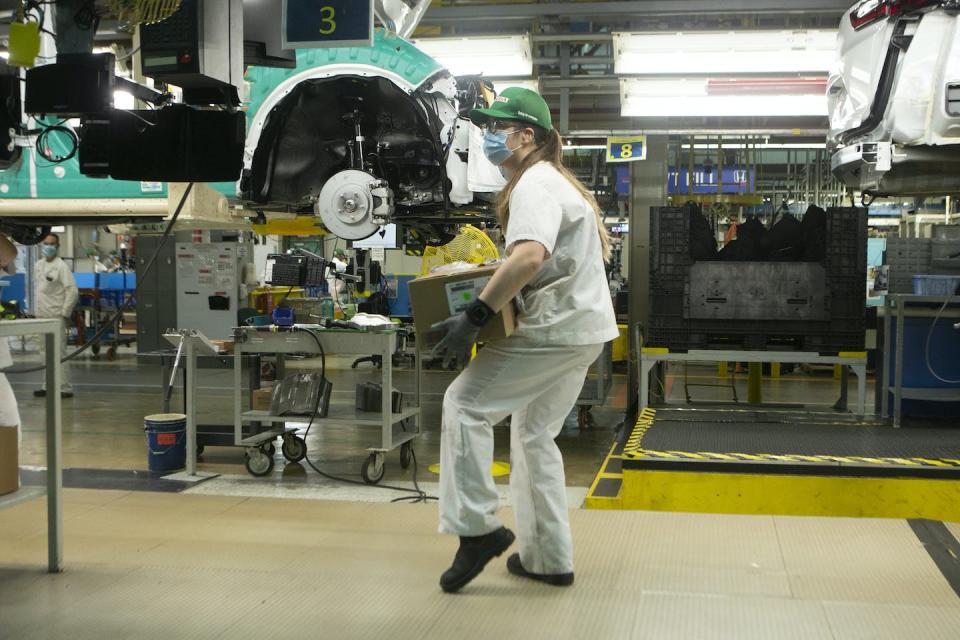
[
  {"xmin": 7, "ymin": 348, "xmax": 959, "ymax": 640},
  {"xmin": 2, "ymin": 490, "xmax": 959, "ymax": 640},
  {"xmin": 5, "ymin": 345, "xmax": 873, "ymax": 492}
]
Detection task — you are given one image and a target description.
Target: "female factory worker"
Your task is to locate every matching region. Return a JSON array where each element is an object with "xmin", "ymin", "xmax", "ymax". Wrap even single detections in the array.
[
  {"xmin": 0, "ymin": 234, "xmax": 20, "ymax": 436},
  {"xmin": 431, "ymin": 87, "xmax": 619, "ymax": 593}
]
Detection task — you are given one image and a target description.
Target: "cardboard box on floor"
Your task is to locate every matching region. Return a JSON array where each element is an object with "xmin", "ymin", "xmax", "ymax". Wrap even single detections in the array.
[
  {"xmin": 0, "ymin": 427, "xmax": 18, "ymax": 496},
  {"xmin": 408, "ymin": 264, "xmax": 517, "ymax": 349}
]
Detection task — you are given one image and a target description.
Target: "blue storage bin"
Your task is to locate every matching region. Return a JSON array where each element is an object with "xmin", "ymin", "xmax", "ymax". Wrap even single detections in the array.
[{"xmin": 912, "ymin": 275, "xmax": 960, "ymax": 296}]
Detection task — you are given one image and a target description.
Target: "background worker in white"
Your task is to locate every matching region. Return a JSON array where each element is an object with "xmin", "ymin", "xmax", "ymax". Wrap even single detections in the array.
[
  {"xmin": 325, "ymin": 248, "xmax": 349, "ymax": 302},
  {"xmin": 431, "ymin": 87, "xmax": 619, "ymax": 593},
  {"xmin": 33, "ymin": 233, "xmax": 77, "ymax": 398},
  {"xmin": 0, "ymin": 234, "xmax": 20, "ymax": 432}
]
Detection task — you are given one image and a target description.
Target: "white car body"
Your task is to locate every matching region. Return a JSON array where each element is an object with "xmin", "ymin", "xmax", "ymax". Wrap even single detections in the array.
[{"xmin": 828, "ymin": 0, "xmax": 960, "ymax": 196}]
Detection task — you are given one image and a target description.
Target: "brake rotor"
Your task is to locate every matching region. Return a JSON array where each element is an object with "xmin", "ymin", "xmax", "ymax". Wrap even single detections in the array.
[{"xmin": 315, "ymin": 169, "xmax": 382, "ymax": 240}]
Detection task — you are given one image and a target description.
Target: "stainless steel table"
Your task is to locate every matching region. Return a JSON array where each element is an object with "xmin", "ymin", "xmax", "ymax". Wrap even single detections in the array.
[{"xmin": 0, "ymin": 318, "xmax": 63, "ymax": 572}]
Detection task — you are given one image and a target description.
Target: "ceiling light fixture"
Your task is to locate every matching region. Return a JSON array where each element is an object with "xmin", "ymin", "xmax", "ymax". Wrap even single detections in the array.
[
  {"xmin": 620, "ymin": 77, "xmax": 828, "ymax": 117},
  {"xmin": 613, "ymin": 29, "xmax": 837, "ymax": 76},
  {"xmin": 413, "ymin": 35, "xmax": 533, "ymax": 77}
]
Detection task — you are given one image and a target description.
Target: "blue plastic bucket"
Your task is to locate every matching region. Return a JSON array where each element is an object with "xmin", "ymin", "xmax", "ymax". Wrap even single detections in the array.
[{"xmin": 144, "ymin": 414, "xmax": 187, "ymax": 472}]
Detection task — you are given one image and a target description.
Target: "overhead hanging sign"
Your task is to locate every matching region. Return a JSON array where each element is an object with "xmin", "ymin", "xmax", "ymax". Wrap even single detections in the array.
[
  {"xmin": 282, "ymin": 0, "xmax": 374, "ymax": 49},
  {"xmin": 606, "ymin": 135, "xmax": 647, "ymax": 163}
]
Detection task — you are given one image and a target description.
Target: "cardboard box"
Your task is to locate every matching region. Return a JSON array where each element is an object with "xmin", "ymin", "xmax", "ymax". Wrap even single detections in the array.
[
  {"xmin": 408, "ymin": 264, "xmax": 517, "ymax": 348},
  {"xmin": 0, "ymin": 427, "xmax": 18, "ymax": 496},
  {"xmin": 251, "ymin": 386, "xmax": 274, "ymax": 411},
  {"xmin": 211, "ymin": 339, "xmax": 234, "ymax": 354}
]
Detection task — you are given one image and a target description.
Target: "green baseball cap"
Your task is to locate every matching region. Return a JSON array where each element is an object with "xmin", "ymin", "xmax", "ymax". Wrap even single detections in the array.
[{"xmin": 469, "ymin": 87, "xmax": 553, "ymax": 131}]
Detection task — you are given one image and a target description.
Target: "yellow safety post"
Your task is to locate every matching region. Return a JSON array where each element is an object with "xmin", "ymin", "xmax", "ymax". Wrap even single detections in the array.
[
  {"xmin": 833, "ymin": 364, "xmax": 842, "ymax": 379},
  {"xmin": 718, "ymin": 361, "xmax": 728, "ymax": 379},
  {"xmin": 771, "ymin": 363, "xmax": 781, "ymax": 378},
  {"xmin": 748, "ymin": 362, "xmax": 763, "ymax": 404}
]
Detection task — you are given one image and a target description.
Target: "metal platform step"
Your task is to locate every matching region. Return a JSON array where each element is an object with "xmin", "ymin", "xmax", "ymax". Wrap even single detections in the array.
[{"xmin": 585, "ymin": 407, "xmax": 960, "ymax": 519}]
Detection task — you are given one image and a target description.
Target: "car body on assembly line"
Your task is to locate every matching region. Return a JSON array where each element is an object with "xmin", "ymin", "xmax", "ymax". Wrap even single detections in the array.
[{"xmin": 828, "ymin": 0, "xmax": 960, "ymax": 198}]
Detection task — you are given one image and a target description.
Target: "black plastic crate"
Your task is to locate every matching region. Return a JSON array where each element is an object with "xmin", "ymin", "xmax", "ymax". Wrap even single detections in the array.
[{"xmin": 647, "ymin": 206, "xmax": 867, "ymax": 353}]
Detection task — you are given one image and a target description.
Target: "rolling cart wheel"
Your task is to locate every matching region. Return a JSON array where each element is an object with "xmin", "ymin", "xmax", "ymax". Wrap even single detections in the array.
[
  {"xmin": 399, "ymin": 442, "xmax": 412, "ymax": 470},
  {"xmin": 245, "ymin": 447, "xmax": 274, "ymax": 477},
  {"xmin": 264, "ymin": 441, "xmax": 276, "ymax": 457},
  {"xmin": 361, "ymin": 453, "xmax": 385, "ymax": 485},
  {"xmin": 107, "ymin": 346, "xmax": 118, "ymax": 361},
  {"xmin": 196, "ymin": 444, "xmax": 205, "ymax": 457},
  {"xmin": 281, "ymin": 435, "xmax": 307, "ymax": 463},
  {"xmin": 91, "ymin": 343, "xmax": 101, "ymax": 356}
]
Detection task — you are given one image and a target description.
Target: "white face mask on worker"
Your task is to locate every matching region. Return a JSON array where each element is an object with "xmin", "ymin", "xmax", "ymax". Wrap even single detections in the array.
[{"xmin": 41, "ymin": 245, "xmax": 58, "ymax": 258}]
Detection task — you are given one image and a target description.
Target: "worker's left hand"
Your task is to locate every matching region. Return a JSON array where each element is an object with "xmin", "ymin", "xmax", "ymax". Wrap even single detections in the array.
[{"xmin": 430, "ymin": 313, "xmax": 481, "ymax": 369}]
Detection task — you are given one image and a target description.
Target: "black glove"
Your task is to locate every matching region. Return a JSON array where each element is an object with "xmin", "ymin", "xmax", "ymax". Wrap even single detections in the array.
[{"xmin": 430, "ymin": 299, "xmax": 495, "ymax": 369}]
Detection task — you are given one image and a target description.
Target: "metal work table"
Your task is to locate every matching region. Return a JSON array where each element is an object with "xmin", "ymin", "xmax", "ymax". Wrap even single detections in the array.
[
  {"xmin": 233, "ymin": 325, "xmax": 422, "ymax": 483},
  {"xmin": 0, "ymin": 319, "xmax": 63, "ymax": 572},
  {"xmin": 639, "ymin": 348, "xmax": 868, "ymax": 418},
  {"xmin": 881, "ymin": 295, "xmax": 960, "ymax": 428}
]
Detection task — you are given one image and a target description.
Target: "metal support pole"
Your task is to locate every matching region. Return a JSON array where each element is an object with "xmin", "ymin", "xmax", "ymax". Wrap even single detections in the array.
[
  {"xmin": 717, "ymin": 136, "xmax": 724, "ymax": 196},
  {"xmin": 185, "ymin": 340, "xmax": 197, "ymax": 475},
  {"xmin": 45, "ymin": 325, "xmax": 63, "ymax": 573}
]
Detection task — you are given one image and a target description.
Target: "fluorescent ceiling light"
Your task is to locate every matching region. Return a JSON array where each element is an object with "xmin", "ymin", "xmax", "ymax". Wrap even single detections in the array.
[
  {"xmin": 413, "ymin": 35, "xmax": 532, "ymax": 77},
  {"xmin": 563, "ymin": 144, "xmax": 607, "ymax": 151},
  {"xmin": 613, "ymin": 29, "xmax": 837, "ymax": 75},
  {"xmin": 492, "ymin": 79, "xmax": 539, "ymax": 95},
  {"xmin": 620, "ymin": 78, "xmax": 828, "ymax": 117}
]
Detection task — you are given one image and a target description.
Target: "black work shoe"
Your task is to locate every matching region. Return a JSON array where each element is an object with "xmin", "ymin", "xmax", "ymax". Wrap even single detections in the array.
[
  {"xmin": 506, "ymin": 553, "xmax": 574, "ymax": 587},
  {"xmin": 33, "ymin": 389, "xmax": 46, "ymax": 397},
  {"xmin": 61, "ymin": 391, "xmax": 73, "ymax": 398},
  {"xmin": 440, "ymin": 527, "xmax": 515, "ymax": 593}
]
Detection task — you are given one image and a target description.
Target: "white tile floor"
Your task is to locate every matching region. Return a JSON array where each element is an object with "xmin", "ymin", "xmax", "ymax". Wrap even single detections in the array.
[{"xmin": 1, "ymin": 489, "xmax": 959, "ymax": 639}]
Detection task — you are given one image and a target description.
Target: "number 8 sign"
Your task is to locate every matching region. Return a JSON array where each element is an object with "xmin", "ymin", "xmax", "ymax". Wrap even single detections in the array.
[{"xmin": 606, "ymin": 136, "xmax": 647, "ymax": 163}]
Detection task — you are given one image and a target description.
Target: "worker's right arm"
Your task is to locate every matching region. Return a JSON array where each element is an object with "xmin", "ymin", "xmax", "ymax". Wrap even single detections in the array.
[{"xmin": 0, "ymin": 235, "xmax": 15, "ymax": 270}]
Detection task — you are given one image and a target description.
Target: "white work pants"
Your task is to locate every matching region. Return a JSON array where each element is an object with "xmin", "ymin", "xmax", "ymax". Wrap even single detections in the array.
[{"xmin": 439, "ymin": 337, "xmax": 602, "ymax": 575}]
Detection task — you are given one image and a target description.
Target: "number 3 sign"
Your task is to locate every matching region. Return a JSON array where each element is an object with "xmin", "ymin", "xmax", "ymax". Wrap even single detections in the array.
[
  {"xmin": 282, "ymin": 0, "xmax": 374, "ymax": 49},
  {"xmin": 606, "ymin": 135, "xmax": 647, "ymax": 163}
]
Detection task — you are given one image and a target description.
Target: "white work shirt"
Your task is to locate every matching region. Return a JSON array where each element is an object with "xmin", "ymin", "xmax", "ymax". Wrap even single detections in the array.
[
  {"xmin": 505, "ymin": 161, "xmax": 619, "ymax": 345},
  {"xmin": 34, "ymin": 257, "xmax": 79, "ymax": 319}
]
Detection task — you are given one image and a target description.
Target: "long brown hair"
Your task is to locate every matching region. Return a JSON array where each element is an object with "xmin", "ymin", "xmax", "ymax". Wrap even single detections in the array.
[{"xmin": 495, "ymin": 124, "xmax": 611, "ymax": 262}]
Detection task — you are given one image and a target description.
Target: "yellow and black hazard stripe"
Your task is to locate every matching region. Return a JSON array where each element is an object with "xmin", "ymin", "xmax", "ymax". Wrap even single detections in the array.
[
  {"xmin": 621, "ymin": 409, "xmax": 960, "ymax": 469},
  {"xmin": 626, "ymin": 449, "xmax": 960, "ymax": 468},
  {"xmin": 623, "ymin": 408, "xmax": 656, "ymax": 458}
]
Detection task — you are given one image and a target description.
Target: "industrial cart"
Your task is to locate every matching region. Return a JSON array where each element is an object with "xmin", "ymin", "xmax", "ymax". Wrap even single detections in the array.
[{"xmin": 232, "ymin": 324, "xmax": 422, "ymax": 483}]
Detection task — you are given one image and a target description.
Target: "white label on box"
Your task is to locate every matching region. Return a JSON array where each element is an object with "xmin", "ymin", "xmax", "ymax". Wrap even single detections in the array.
[{"xmin": 445, "ymin": 276, "xmax": 491, "ymax": 315}]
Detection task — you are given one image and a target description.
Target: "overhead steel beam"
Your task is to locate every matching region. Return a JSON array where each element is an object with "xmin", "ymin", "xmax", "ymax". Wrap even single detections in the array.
[{"xmin": 422, "ymin": 1, "xmax": 852, "ymax": 22}]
